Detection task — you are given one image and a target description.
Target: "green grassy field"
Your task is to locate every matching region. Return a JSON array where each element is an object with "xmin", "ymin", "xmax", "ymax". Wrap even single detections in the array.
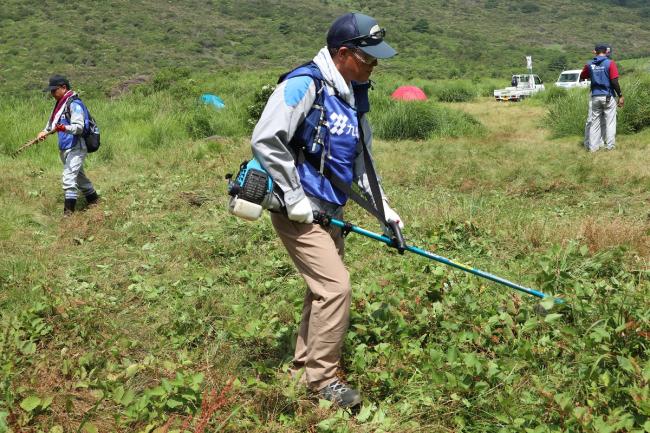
[{"xmin": 0, "ymin": 66, "xmax": 648, "ymax": 432}]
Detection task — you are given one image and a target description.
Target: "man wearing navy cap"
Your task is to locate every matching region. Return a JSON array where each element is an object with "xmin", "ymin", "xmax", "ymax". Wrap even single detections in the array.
[
  {"xmin": 250, "ymin": 13, "xmax": 400, "ymax": 407},
  {"xmin": 37, "ymin": 75, "xmax": 99, "ymax": 215},
  {"xmin": 580, "ymin": 44, "xmax": 624, "ymax": 152}
]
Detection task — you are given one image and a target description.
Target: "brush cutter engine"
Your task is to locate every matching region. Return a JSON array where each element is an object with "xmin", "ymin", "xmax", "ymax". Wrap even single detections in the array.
[{"xmin": 226, "ymin": 159, "xmax": 281, "ymax": 221}]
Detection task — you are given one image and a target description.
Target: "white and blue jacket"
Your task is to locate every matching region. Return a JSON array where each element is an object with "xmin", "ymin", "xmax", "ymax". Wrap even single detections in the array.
[
  {"xmin": 251, "ymin": 47, "xmax": 385, "ymax": 213},
  {"xmin": 44, "ymin": 93, "xmax": 89, "ymax": 151}
]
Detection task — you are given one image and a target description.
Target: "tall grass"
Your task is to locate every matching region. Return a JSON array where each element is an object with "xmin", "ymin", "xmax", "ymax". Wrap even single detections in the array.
[
  {"xmin": 423, "ymin": 80, "xmax": 478, "ymax": 102},
  {"xmin": 618, "ymin": 74, "xmax": 650, "ymax": 133},
  {"xmin": 475, "ymin": 78, "xmax": 505, "ymax": 97},
  {"xmin": 371, "ymin": 99, "xmax": 485, "ymax": 140},
  {"xmin": 544, "ymin": 88, "xmax": 589, "ymax": 138},
  {"xmin": 544, "ymin": 73, "xmax": 650, "ymax": 138},
  {"xmin": 0, "ymin": 72, "xmax": 268, "ymax": 160}
]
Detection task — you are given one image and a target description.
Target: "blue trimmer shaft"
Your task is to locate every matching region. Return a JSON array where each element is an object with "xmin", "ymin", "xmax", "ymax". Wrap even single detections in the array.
[{"xmin": 327, "ymin": 217, "xmax": 563, "ymax": 303}]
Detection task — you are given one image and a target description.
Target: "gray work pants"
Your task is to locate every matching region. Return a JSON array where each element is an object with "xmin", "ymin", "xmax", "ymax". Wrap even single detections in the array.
[
  {"xmin": 60, "ymin": 142, "xmax": 95, "ymax": 200},
  {"xmin": 587, "ymin": 96, "xmax": 617, "ymax": 152},
  {"xmin": 584, "ymin": 97, "xmax": 605, "ymax": 150}
]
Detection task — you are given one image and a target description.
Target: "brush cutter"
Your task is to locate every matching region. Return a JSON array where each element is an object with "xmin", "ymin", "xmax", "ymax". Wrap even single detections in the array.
[
  {"xmin": 313, "ymin": 211, "xmax": 564, "ymax": 304},
  {"xmin": 12, "ymin": 129, "xmax": 57, "ymax": 157}
]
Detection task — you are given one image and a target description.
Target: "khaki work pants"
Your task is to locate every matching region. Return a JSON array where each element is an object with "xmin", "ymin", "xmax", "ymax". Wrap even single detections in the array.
[{"xmin": 270, "ymin": 212, "xmax": 350, "ymax": 391}]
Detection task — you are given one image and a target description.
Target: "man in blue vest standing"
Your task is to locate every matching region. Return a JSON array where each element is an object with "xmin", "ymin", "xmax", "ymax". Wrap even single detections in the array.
[
  {"xmin": 250, "ymin": 13, "xmax": 401, "ymax": 407},
  {"xmin": 580, "ymin": 44, "xmax": 624, "ymax": 152}
]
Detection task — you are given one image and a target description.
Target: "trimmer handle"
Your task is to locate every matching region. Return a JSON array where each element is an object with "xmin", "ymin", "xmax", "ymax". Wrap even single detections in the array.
[
  {"xmin": 388, "ymin": 221, "xmax": 406, "ymax": 255},
  {"xmin": 313, "ymin": 211, "xmax": 326, "ymax": 225}
]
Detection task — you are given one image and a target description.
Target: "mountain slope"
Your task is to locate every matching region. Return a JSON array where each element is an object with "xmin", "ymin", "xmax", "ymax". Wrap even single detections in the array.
[{"xmin": 1, "ymin": 0, "xmax": 649, "ymax": 95}]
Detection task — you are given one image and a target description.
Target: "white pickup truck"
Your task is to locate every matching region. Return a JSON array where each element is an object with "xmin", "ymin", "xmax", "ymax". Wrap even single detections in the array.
[
  {"xmin": 554, "ymin": 69, "xmax": 590, "ymax": 89},
  {"xmin": 494, "ymin": 74, "xmax": 545, "ymax": 102}
]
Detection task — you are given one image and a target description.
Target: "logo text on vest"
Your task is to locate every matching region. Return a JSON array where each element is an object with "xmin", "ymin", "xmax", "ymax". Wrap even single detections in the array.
[{"xmin": 328, "ymin": 112, "xmax": 358, "ymax": 137}]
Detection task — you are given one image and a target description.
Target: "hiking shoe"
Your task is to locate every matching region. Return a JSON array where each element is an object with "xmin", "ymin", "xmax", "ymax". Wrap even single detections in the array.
[
  {"xmin": 64, "ymin": 198, "xmax": 76, "ymax": 216},
  {"xmin": 318, "ymin": 380, "xmax": 361, "ymax": 408},
  {"xmin": 85, "ymin": 191, "xmax": 100, "ymax": 206}
]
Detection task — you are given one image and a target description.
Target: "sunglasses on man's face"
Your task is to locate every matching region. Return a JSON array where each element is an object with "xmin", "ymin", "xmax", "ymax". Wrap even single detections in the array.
[
  {"xmin": 341, "ymin": 28, "xmax": 386, "ymax": 47},
  {"xmin": 350, "ymin": 48, "xmax": 377, "ymax": 65}
]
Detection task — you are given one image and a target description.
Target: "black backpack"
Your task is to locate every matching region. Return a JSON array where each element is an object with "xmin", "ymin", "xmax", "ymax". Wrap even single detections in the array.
[
  {"xmin": 83, "ymin": 112, "xmax": 101, "ymax": 153},
  {"xmin": 65, "ymin": 96, "xmax": 101, "ymax": 153}
]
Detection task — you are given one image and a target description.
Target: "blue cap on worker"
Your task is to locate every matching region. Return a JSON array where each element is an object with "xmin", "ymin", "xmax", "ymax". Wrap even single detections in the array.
[
  {"xmin": 594, "ymin": 44, "xmax": 612, "ymax": 57},
  {"xmin": 44, "ymin": 74, "xmax": 71, "ymax": 92},
  {"xmin": 327, "ymin": 13, "xmax": 397, "ymax": 59}
]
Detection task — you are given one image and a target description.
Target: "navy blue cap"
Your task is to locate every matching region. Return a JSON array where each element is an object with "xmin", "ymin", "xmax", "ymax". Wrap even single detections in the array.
[
  {"xmin": 44, "ymin": 74, "xmax": 70, "ymax": 92},
  {"xmin": 594, "ymin": 44, "xmax": 611, "ymax": 55},
  {"xmin": 327, "ymin": 13, "xmax": 396, "ymax": 59}
]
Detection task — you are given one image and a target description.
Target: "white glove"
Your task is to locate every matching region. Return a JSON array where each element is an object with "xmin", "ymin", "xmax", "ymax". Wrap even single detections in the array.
[
  {"xmin": 383, "ymin": 199, "xmax": 404, "ymax": 229},
  {"xmin": 286, "ymin": 197, "xmax": 313, "ymax": 224}
]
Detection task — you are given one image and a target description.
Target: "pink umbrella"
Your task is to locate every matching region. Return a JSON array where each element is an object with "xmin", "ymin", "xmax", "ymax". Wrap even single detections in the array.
[{"xmin": 391, "ymin": 86, "xmax": 427, "ymax": 101}]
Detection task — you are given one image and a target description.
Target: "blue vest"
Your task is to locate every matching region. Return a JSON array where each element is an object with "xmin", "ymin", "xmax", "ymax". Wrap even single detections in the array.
[
  {"xmin": 589, "ymin": 56, "xmax": 612, "ymax": 97},
  {"xmin": 58, "ymin": 97, "xmax": 90, "ymax": 151},
  {"xmin": 281, "ymin": 63, "xmax": 366, "ymax": 206}
]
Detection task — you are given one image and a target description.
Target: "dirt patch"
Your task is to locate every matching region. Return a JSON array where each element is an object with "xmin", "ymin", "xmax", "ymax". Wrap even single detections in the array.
[
  {"xmin": 580, "ymin": 216, "xmax": 650, "ymax": 256},
  {"xmin": 459, "ymin": 178, "xmax": 479, "ymax": 193},
  {"xmin": 108, "ymin": 75, "xmax": 149, "ymax": 99}
]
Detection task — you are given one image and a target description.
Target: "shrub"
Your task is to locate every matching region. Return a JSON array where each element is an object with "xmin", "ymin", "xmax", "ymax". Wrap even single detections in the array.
[
  {"xmin": 618, "ymin": 74, "xmax": 650, "ymax": 133},
  {"xmin": 152, "ymin": 68, "xmax": 191, "ymax": 92},
  {"xmin": 476, "ymin": 79, "xmax": 503, "ymax": 97},
  {"xmin": 246, "ymin": 83, "xmax": 276, "ymax": 130},
  {"xmin": 520, "ymin": 2, "xmax": 540, "ymax": 13},
  {"xmin": 135, "ymin": 112, "xmax": 182, "ymax": 149},
  {"xmin": 423, "ymin": 81, "xmax": 478, "ymax": 103},
  {"xmin": 435, "ymin": 83, "xmax": 477, "ymax": 102},
  {"xmin": 547, "ymin": 54, "xmax": 569, "ymax": 73},
  {"xmin": 372, "ymin": 100, "xmax": 484, "ymax": 140},
  {"xmin": 374, "ymin": 101, "xmax": 438, "ymax": 140},
  {"xmin": 544, "ymin": 88, "xmax": 589, "ymax": 138},
  {"xmin": 534, "ymin": 85, "xmax": 571, "ymax": 104},
  {"xmin": 95, "ymin": 141, "xmax": 114, "ymax": 162},
  {"xmin": 412, "ymin": 19, "xmax": 429, "ymax": 33},
  {"xmin": 186, "ymin": 106, "xmax": 218, "ymax": 139},
  {"xmin": 134, "ymin": 68, "xmax": 198, "ymax": 97},
  {"xmin": 147, "ymin": 124, "xmax": 170, "ymax": 148}
]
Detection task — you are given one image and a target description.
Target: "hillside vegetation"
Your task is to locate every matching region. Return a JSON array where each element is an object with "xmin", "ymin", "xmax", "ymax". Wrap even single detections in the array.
[{"xmin": 2, "ymin": 0, "xmax": 650, "ymax": 95}]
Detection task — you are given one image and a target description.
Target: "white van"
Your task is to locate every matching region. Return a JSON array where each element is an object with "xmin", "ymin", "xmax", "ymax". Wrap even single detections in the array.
[{"xmin": 555, "ymin": 70, "xmax": 590, "ymax": 89}]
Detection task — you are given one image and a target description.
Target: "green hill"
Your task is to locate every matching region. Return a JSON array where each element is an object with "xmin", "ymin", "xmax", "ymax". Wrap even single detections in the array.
[{"xmin": 2, "ymin": 0, "xmax": 650, "ymax": 95}]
